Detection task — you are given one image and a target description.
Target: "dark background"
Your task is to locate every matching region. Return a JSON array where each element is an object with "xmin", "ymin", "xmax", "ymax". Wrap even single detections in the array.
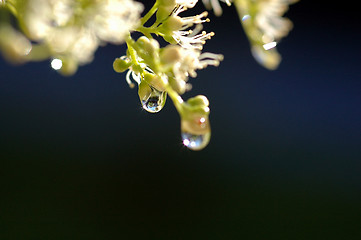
[{"xmin": 1, "ymin": 1, "xmax": 360, "ymax": 239}]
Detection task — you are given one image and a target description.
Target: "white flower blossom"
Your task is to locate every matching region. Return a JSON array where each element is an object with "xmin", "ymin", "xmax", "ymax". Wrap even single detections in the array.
[
  {"xmin": 172, "ymin": 23, "xmax": 215, "ymax": 50},
  {"xmin": 165, "ymin": 5, "xmax": 214, "ymax": 50},
  {"xmin": 255, "ymin": 0, "xmax": 297, "ymax": 41},
  {"xmin": 234, "ymin": 0, "xmax": 297, "ymax": 69},
  {"xmin": 161, "ymin": 45, "xmax": 223, "ymax": 94},
  {"xmin": 23, "ymin": 0, "xmax": 143, "ymax": 67}
]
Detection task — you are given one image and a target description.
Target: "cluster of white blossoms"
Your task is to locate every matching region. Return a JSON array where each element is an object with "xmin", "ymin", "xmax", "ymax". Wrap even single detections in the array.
[
  {"xmin": 111, "ymin": 0, "xmax": 224, "ymax": 150},
  {"xmin": 203, "ymin": 0, "xmax": 297, "ymax": 69},
  {"xmin": 0, "ymin": 0, "xmax": 297, "ymax": 150},
  {"xmin": 234, "ymin": 0, "xmax": 298, "ymax": 69},
  {"xmin": 255, "ymin": 0, "xmax": 297, "ymax": 40},
  {"xmin": 1, "ymin": 0, "xmax": 143, "ymax": 74}
]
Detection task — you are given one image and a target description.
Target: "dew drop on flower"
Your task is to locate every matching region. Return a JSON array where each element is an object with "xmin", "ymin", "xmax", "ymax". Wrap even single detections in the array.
[
  {"xmin": 141, "ymin": 87, "xmax": 167, "ymax": 113},
  {"xmin": 181, "ymin": 116, "xmax": 210, "ymax": 150}
]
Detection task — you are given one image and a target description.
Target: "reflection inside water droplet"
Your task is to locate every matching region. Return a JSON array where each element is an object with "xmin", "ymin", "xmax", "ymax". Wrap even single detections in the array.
[
  {"xmin": 141, "ymin": 87, "xmax": 167, "ymax": 113},
  {"xmin": 181, "ymin": 131, "xmax": 210, "ymax": 151}
]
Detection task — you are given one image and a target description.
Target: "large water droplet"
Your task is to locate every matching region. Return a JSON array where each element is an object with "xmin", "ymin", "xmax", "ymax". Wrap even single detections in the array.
[
  {"xmin": 181, "ymin": 131, "xmax": 210, "ymax": 151},
  {"xmin": 141, "ymin": 87, "xmax": 167, "ymax": 113},
  {"xmin": 181, "ymin": 116, "xmax": 210, "ymax": 150}
]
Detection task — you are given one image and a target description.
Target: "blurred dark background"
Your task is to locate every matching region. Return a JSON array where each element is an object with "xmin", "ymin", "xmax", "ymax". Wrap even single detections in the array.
[{"xmin": 0, "ymin": 1, "xmax": 360, "ymax": 239}]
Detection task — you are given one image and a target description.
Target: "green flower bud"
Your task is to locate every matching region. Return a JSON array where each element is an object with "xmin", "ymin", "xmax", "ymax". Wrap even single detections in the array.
[
  {"xmin": 136, "ymin": 36, "xmax": 150, "ymax": 47},
  {"xmin": 113, "ymin": 57, "xmax": 131, "ymax": 73},
  {"xmin": 156, "ymin": 5, "xmax": 175, "ymax": 23},
  {"xmin": 136, "ymin": 36, "xmax": 160, "ymax": 58},
  {"xmin": 168, "ymin": 76, "xmax": 187, "ymax": 95},
  {"xmin": 160, "ymin": 16, "xmax": 183, "ymax": 32},
  {"xmin": 157, "ymin": 0, "xmax": 176, "ymax": 8},
  {"xmin": 187, "ymin": 95, "xmax": 209, "ymax": 108},
  {"xmin": 58, "ymin": 57, "xmax": 78, "ymax": 76},
  {"xmin": 160, "ymin": 45, "xmax": 182, "ymax": 65}
]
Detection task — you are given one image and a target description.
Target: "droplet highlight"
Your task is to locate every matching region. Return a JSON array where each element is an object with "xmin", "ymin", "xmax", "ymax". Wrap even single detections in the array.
[
  {"xmin": 242, "ymin": 14, "xmax": 251, "ymax": 21},
  {"xmin": 51, "ymin": 58, "xmax": 62, "ymax": 70}
]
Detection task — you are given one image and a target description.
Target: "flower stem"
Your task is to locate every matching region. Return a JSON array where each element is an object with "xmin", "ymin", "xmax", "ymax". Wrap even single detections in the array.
[
  {"xmin": 165, "ymin": 86, "xmax": 185, "ymax": 115},
  {"xmin": 140, "ymin": 2, "xmax": 159, "ymax": 26},
  {"xmin": 126, "ymin": 37, "xmax": 140, "ymax": 66}
]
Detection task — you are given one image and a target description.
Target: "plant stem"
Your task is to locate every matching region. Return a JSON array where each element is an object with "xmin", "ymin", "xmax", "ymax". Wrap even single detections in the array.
[
  {"xmin": 126, "ymin": 37, "xmax": 139, "ymax": 65},
  {"xmin": 140, "ymin": 2, "xmax": 159, "ymax": 26},
  {"xmin": 166, "ymin": 86, "xmax": 184, "ymax": 115}
]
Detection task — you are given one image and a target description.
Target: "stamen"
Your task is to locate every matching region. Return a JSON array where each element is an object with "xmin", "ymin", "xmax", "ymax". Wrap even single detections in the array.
[{"xmin": 126, "ymin": 70, "xmax": 135, "ymax": 88}]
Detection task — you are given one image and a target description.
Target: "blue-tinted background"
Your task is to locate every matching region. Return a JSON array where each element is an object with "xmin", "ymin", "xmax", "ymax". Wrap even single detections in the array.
[{"xmin": 1, "ymin": 1, "xmax": 360, "ymax": 239}]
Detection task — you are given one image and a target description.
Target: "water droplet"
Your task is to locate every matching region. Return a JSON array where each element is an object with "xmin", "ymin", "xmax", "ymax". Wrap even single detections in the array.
[
  {"xmin": 181, "ymin": 115, "xmax": 211, "ymax": 151},
  {"xmin": 141, "ymin": 87, "xmax": 167, "ymax": 113},
  {"xmin": 242, "ymin": 14, "xmax": 251, "ymax": 21}
]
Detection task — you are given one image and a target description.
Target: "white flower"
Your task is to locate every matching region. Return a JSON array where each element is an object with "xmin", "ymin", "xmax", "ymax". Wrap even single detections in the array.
[
  {"xmin": 234, "ymin": 0, "xmax": 297, "ymax": 69},
  {"xmin": 160, "ymin": 45, "xmax": 223, "ymax": 94},
  {"xmin": 22, "ymin": 0, "xmax": 143, "ymax": 67},
  {"xmin": 173, "ymin": 23, "xmax": 215, "ymax": 50},
  {"xmin": 47, "ymin": 27, "xmax": 98, "ymax": 65},
  {"xmin": 255, "ymin": 0, "xmax": 297, "ymax": 41},
  {"xmin": 162, "ymin": 5, "xmax": 214, "ymax": 50},
  {"xmin": 202, "ymin": 0, "xmax": 232, "ymax": 16},
  {"xmin": 89, "ymin": 0, "xmax": 144, "ymax": 44}
]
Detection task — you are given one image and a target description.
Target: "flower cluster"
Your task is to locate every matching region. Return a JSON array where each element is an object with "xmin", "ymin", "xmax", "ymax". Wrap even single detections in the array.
[
  {"xmin": 1, "ymin": 0, "xmax": 143, "ymax": 74},
  {"xmin": 113, "ymin": 0, "xmax": 223, "ymax": 149},
  {"xmin": 202, "ymin": 0, "xmax": 297, "ymax": 69},
  {"xmin": 234, "ymin": 0, "xmax": 298, "ymax": 69},
  {"xmin": 0, "ymin": 0, "xmax": 297, "ymax": 150}
]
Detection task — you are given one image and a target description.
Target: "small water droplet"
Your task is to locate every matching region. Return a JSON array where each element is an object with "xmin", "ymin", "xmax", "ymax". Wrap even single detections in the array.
[
  {"xmin": 242, "ymin": 14, "xmax": 251, "ymax": 21},
  {"xmin": 141, "ymin": 87, "xmax": 167, "ymax": 113},
  {"xmin": 181, "ymin": 131, "xmax": 210, "ymax": 151}
]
